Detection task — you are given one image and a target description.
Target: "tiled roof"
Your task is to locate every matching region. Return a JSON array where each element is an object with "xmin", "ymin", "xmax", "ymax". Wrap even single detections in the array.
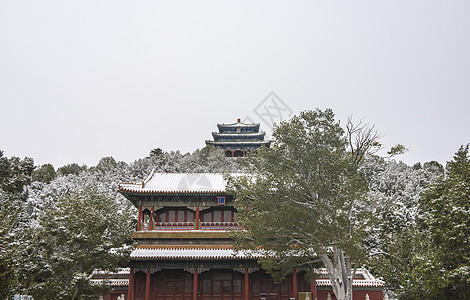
[
  {"xmin": 212, "ymin": 132, "xmax": 266, "ymax": 138},
  {"xmin": 91, "ymin": 268, "xmax": 130, "ymax": 287},
  {"xmin": 90, "ymin": 278, "xmax": 129, "ymax": 287},
  {"xmin": 316, "ymin": 279, "xmax": 384, "ymax": 287},
  {"xmin": 206, "ymin": 141, "xmax": 270, "ymax": 145},
  {"xmin": 130, "ymin": 246, "xmax": 255, "ymax": 260},
  {"xmin": 93, "ymin": 268, "xmax": 130, "ymax": 276},
  {"xmin": 314, "ymin": 268, "xmax": 385, "ymax": 287},
  {"xmin": 217, "ymin": 122, "xmax": 260, "ymax": 128},
  {"xmin": 119, "ymin": 172, "xmax": 232, "ymax": 195}
]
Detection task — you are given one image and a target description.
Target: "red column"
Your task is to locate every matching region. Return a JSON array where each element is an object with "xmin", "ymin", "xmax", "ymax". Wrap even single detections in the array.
[
  {"xmin": 137, "ymin": 205, "xmax": 142, "ymax": 231},
  {"xmin": 149, "ymin": 207, "xmax": 154, "ymax": 230},
  {"xmin": 244, "ymin": 269, "xmax": 249, "ymax": 300},
  {"xmin": 128, "ymin": 268, "xmax": 134, "ymax": 300},
  {"xmin": 292, "ymin": 269, "xmax": 298, "ymax": 300},
  {"xmin": 231, "ymin": 151, "xmax": 234, "ymax": 157},
  {"xmin": 193, "ymin": 270, "xmax": 198, "ymax": 300},
  {"xmin": 310, "ymin": 280, "xmax": 317, "ymax": 300},
  {"xmin": 195, "ymin": 207, "xmax": 200, "ymax": 230},
  {"xmin": 145, "ymin": 269, "xmax": 151, "ymax": 300}
]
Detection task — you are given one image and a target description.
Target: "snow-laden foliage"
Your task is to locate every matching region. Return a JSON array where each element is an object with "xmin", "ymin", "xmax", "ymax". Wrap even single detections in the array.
[
  {"xmin": 24, "ymin": 188, "xmax": 135, "ymax": 299},
  {"xmin": 362, "ymin": 156, "xmax": 444, "ymax": 299},
  {"xmin": 0, "ymin": 151, "xmax": 35, "ymax": 299},
  {"xmin": 363, "ymin": 157, "xmax": 443, "ymax": 241},
  {"xmin": 1, "ymin": 146, "xmax": 242, "ymax": 298}
]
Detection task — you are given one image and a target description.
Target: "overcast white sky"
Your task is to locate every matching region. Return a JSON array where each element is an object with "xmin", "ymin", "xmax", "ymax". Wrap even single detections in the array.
[{"xmin": 1, "ymin": 1, "xmax": 469, "ymax": 168}]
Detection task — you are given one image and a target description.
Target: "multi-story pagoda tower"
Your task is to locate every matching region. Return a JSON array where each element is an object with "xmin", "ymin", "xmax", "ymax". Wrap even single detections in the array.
[{"xmin": 205, "ymin": 119, "xmax": 270, "ymax": 157}]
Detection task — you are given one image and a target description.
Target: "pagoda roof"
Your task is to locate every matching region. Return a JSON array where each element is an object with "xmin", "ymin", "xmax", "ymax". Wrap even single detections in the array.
[
  {"xmin": 205, "ymin": 141, "xmax": 270, "ymax": 146},
  {"xmin": 217, "ymin": 122, "xmax": 260, "ymax": 129},
  {"xmin": 119, "ymin": 172, "xmax": 239, "ymax": 195},
  {"xmin": 212, "ymin": 132, "xmax": 266, "ymax": 138}
]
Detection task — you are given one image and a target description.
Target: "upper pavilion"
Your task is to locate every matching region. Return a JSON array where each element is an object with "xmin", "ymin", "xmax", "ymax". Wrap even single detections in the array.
[{"xmin": 205, "ymin": 118, "xmax": 271, "ymax": 157}]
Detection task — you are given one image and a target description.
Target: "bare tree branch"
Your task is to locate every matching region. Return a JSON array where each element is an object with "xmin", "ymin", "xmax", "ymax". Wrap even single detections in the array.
[{"xmin": 346, "ymin": 116, "xmax": 383, "ymax": 165}]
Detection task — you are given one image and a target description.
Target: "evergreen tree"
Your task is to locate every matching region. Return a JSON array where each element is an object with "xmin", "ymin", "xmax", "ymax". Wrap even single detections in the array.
[
  {"xmin": 228, "ymin": 109, "xmax": 374, "ymax": 300},
  {"xmin": 96, "ymin": 156, "xmax": 118, "ymax": 171},
  {"xmin": 149, "ymin": 148, "xmax": 163, "ymax": 157},
  {"xmin": 0, "ymin": 151, "xmax": 34, "ymax": 299},
  {"xmin": 419, "ymin": 144, "xmax": 470, "ymax": 299},
  {"xmin": 362, "ymin": 157, "xmax": 443, "ymax": 299},
  {"xmin": 57, "ymin": 163, "xmax": 86, "ymax": 176},
  {"xmin": 32, "ymin": 163, "xmax": 56, "ymax": 183}
]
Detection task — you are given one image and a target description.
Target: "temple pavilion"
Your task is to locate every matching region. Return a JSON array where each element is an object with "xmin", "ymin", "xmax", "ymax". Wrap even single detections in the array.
[
  {"xmin": 94, "ymin": 172, "xmax": 385, "ymax": 300},
  {"xmin": 205, "ymin": 119, "xmax": 270, "ymax": 157}
]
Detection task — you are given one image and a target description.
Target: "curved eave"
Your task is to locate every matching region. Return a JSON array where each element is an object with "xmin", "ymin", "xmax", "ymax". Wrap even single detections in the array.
[
  {"xmin": 217, "ymin": 123, "xmax": 260, "ymax": 129},
  {"xmin": 130, "ymin": 256, "xmax": 254, "ymax": 261},
  {"xmin": 130, "ymin": 246, "xmax": 256, "ymax": 261},
  {"xmin": 119, "ymin": 187, "xmax": 226, "ymax": 196},
  {"xmin": 205, "ymin": 140, "xmax": 270, "ymax": 145},
  {"xmin": 212, "ymin": 132, "xmax": 266, "ymax": 139}
]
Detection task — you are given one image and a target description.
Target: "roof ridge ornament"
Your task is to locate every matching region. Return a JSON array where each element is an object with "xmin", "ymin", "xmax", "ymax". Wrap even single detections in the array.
[{"xmin": 142, "ymin": 168, "xmax": 156, "ymax": 188}]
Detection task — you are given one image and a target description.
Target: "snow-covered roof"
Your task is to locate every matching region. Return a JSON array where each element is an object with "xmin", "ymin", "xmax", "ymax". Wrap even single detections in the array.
[
  {"xmin": 92, "ymin": 268, "xmax": 130, "ymax": 276},
  {"xmin": 130, "ymin": 246, "xmax": 255, "ymax": 260},
  {"xmin": 119, "ymin": 172, "xmax": 230, "ymax": 195},
  {"xmin": 90, "ymin": 278, "xmax": 129, "ymax": 287},
  {"xmin": 90, "ymin": 268, "xmax": 130, "ymax": 287},
  {"xmin": 217, "ymin": 122, "xmax": 260, "ymax": 128},
  {"xmin": 315, "ymin": 268, "xmax": 385, "ymax": 287}
]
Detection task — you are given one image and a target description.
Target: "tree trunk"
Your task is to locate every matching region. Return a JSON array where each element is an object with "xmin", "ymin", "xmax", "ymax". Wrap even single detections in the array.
[{"xmin": 321, "ymin": 247, "xmax": 354, "ymax": 300}]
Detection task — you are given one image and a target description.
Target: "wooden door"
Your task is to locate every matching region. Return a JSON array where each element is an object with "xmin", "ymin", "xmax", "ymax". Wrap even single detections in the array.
[
  {"xmin": 260, "ymin": 280, "xmax": 278, "ymax": 300},
  {"xmin": 164, "ymin": 280, "xmax": 184, "ymax": 300}
]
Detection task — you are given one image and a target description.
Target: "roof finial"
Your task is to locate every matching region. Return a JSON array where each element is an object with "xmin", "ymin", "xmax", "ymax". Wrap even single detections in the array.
[{"xmin": 237, "ymin": 118, "xmax": 241, "ymax": 123}]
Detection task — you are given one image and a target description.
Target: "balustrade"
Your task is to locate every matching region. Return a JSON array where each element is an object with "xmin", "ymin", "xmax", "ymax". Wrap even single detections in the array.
[
  {"xmin": 139, "ymin": 221, "xmax": 240, "ymax": 231},
  {"xmin": 200, "ymin": 222, "xmax": 240, "ymax": 230}
]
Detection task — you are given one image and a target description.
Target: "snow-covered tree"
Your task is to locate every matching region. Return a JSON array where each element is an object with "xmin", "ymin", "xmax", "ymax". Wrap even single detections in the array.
[
  {"xmin": 24, "ymin": 188, "xmax": 135, "ymax": 300},
  {"xmin": 32, "ymin": 163, "xmax": 56, "ymax": 184},
  {"xmin": 362, "ymin": 157, "xmax": 443, "ymax": 299},
  {"xmin": 57, "ymin": 163, "xmax": 86, "ymax": 177},
  {"xmin": 0, "ymin": 151, "xmax": 34, "ymax": 299},
  {"xmin": 2, "ymin": 145, "xmax": 240, "ymax": 298}
]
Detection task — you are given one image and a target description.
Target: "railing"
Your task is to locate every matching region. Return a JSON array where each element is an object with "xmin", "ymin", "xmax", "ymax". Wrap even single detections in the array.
[
  {"xmin": 139, "ymin": 221, "xmax": 240, "ymax": 231},
  {"xmin": 200, "ymin": 222, "xmax": 240, "ymax": 230},
  {"xmin": 153, "ymin": 222, "xmax": 195, "ymax": 230}
]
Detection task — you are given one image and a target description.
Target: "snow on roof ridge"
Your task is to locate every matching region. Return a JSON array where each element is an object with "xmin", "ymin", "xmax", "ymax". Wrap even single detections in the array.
[
  {"xmin": 217, "ymin": 122, "xmax": 260, "ymax": 127},
  {"xmin": 119, "ymin": 172, "xmax": 248, "ymax": 194},
  {"xmin": 92, "ymin": 268, "xmax": 130, "ymax": 275},
  {"xmin": 130, "ymin": 247, "xmax": 254, "ymax": 260},
  {"xmin": 141, "ymin": 168, "xmax": 156, "ymax": 187}
]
